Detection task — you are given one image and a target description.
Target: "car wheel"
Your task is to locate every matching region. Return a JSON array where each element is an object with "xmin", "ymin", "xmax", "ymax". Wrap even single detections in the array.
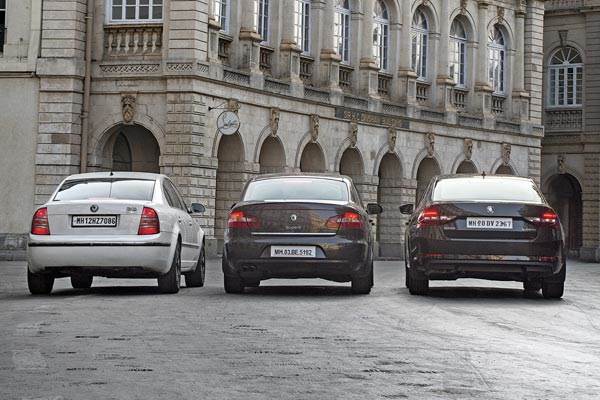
[
  {"xmin": 351, "ymin": 261, "xmax": 373, "ymax": 295},
  {"xmin": 158, "ymin": 243, "xmax": 181, "ymax": 294},
  {"xmin": 523, "ymin": 280, "xmax": 542, "ymax": 292},
  {"xmin": 542, "ymin": 260, "xmax": 566, "ymax": 299},
  {"xmin": 185, "ymin": 245, "xmax": 206, "ymax": 288},
  {"xmin": 27, "ymin": 268, "xmax": 54, "ymax": 295},
  {"xmin": 407, "ymin": 266, "xmax": 429, "ymax": 295},
  {"xmin": 71, "ymin": 275, "xmax": 93, "ymax": 289},
  {"xmin": 224, "ymin": 275, "xmax": 244, "ymax": 294}
]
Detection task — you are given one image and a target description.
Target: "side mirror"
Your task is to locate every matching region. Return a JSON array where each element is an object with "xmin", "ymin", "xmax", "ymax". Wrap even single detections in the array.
[
  {"xmin": 190, "ymin": 203, "xmax": 205, "ymax": 214},
  {"xmin": 399, "ymin": 204, "xmax": 414, "ymax": 215},
  {"xmin": 366, "ymin": 203, "xmax": 383, "ymax": 215}
]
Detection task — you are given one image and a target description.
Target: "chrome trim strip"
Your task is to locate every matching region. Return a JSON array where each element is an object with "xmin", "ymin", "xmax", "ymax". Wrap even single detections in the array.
[{"xmin": 251, "ymin": 232, "xmax": 336, "ymax": 237}]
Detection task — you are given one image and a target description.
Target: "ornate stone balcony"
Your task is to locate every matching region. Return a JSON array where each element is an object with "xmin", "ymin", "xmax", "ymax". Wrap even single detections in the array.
[
  {"xmin": 299, "ymin": 55, "xmax": 314, "ymax": 86},
  {"xmin": 218, "ymin": 35, "xmax": 232, "ymax": 66},
  {"xmin": 377, "ymin": 73, "xmax": 392, "ymax": 98},
  {"xmin": 453, "ymin": 88, "xmax": 468, "ymax": 110},
  {"xmin": 416, "ymin": 82, "xmax": 429, "ymax": 104},
  {"xmin": 104, "ymin": 24, "xmax": 162, "ymax": 58},
  {"xmin": 259, "ymin": 46, "xmax": 274, "ymax": 76},
  {"xmin": 544, "ymin": 109, "xmax": 583, "ymax": 132},
  {"xmin": 545, "ymin": 0, "xmax": 583, "ymax": 11},
  {"xmin": 339, "ymin": 65, "xmax": 353, "ymax": 92},
  {"xmin": 491, "ymin": 95, "xmax": 506, "ymax": 115}
]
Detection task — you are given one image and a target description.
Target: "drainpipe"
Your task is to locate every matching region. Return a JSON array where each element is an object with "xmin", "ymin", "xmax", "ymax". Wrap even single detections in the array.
[{"xmin": 80, "ymin": 0, "xmax": 93, "ymax": 173}]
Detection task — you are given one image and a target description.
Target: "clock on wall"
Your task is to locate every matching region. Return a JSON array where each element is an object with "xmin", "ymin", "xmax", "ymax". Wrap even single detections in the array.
[{"xmin": 217, "ymin": 110, "xmax": 241, "ymax": 136}]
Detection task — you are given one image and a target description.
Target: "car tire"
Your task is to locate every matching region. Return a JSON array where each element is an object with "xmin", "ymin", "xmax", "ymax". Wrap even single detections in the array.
[
  {"xmin": 224, "ymin": 275, "xmax": 244, "ymax": 294},
  {"xmin": 523, "ymin": 280, "xmax": 542, "ymax": 292},
  {"xmin": 407, "ymin": 266, "xmax": 429, "ymax": 295},
  {"xmin": 351, "ymin": 262, "xmax": 373, "ymax": 295},
  {"xmin": 27, "ymin": 269, "xmax": 54, "ymax": 295},
  {"xmin": 158, "ymin": 243, "xmax": 181, "ymax": 294},
  {"xmin": 185, "ymin": 245, "xmax": 205, "ymax": 288},
  {"xmin": 71, "ymin": 275, "xmax": 93, "ymax": 289},
  {"xmin": 542, "ymin": 260, "xmax": 566, "ymax": 299}
]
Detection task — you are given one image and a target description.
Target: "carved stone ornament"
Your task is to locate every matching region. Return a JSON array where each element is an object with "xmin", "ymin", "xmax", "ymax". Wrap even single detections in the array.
[
  {"xmin": 464, "ymin": 138, "xmax": 474, "ymax": 161},
  {"xmin": 425, "ymin": 132, "xmax": 435, "ymax": 158},
  {"xmin": 270, "ymin": 108, "xmax": 280, "ymax": 136},
  {"xmin": 497, "ymin": 6, "xmax": 505, "ymax": 24},
  {"xmin": 421, "ymin": 0, "xmax": 429, "ymax": 6},
  {"xmin": 310, "ymin": 114, "xmax": 320, "ymax": 143},
  {"xmin": 557, "ymin": 154, "xmax": 566, "ymax": 174},
  {"xmin": 501, "ymin": 143, "xmax": 511, "ymax": 165},
  {"xmin": 559, "ymin": 30, "xmax": 568, "ymax": 49},
  {"xmin": 460, "ymin": 0, "xmax": 468, "ymax": 14},
  {"xmin": 227, "ymin": 98, "xmax": 241, "ymax": 113},
  {"xmin": 349, "ymin": 121, "xmax": 358, "ymax": 148},
  {"xmin": 388, "ymin": 126, "xmax": 397, "ymax": 153},
  {"xmin": 121, "ymin": 94, "xmax": 136, "ymax": 125}
]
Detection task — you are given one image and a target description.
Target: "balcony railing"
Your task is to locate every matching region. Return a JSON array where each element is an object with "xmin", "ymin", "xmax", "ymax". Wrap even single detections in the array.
[
  {"xmin": 259, "ymin": 46, "xmax": 274, "ymax": 76},
  {"xmin": 491, "ymin": 95, "xmax": 505, "ymax": 115},
  {"xmin": 545, "ymin": 109, "xmax": 583, "ymax": 132},
  {"xmin": 545, "ymin": 0, "xmax": 583, "ymax": 11},
  {"xmin": 453, "ymin": 88, "xmax": 468, "ymax": 110},
  {"xmin": 299, "ymin": 56, "xmax": 314, "ymax": 86},
  {"xmin": 218, "ymin": 35, "xmax": 232, "ymax": 66},
  {"xmin": 339, "ymin": 65, "xmax": 353, "ymax": 92},
  {"xmin": 416, "ymin": 82, "xmax": 429, "ymax": 104},
  {"xmin": 377, "ymin": 73, "xmax": 392, "ymax": 98},
  {"xmin": 104, "ymin": 24, "xmax": 162, "ymax": 58}
]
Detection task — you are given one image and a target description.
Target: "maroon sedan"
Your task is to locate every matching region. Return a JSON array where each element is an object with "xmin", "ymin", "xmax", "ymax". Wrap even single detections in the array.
[{"xmin": 222, "ymin": 174, "xmax": 382, "ymax": 294}]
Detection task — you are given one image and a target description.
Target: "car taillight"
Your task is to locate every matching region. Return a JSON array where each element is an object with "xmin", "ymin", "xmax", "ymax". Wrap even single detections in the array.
[
  {"xmin": 228, "ymin": 210, "xmax": 260, "ymax": 229},
  {"xmin": 417, "ymin": 206, "xmax": 455, "ymax": 228},
  {"xmin": 31, "ymin": 207, "xmax": 50, "ymax": 235},
  {"xmin": 138, "ymin": 207, "xmax": 160, "ymax": 235},
  {"xmin": 326, "ymin": 212, "xmax": 364, "ymax": 230},
  {"xmin": 526, "ymin": 210, "xmax": 559, "ymax": 226}
]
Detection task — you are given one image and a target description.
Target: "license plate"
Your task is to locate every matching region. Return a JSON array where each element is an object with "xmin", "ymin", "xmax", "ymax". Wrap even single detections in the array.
[
  {"xmin": 270, "ymin": 246, "xmax": 316, "ymax": 258},
  {"xmin": 466, "ymin": 217, "xmax": 513, "ymax": 229},
  {"xmin": 72, "ymin": 215, "xmax": 118, "ymax": 227}
]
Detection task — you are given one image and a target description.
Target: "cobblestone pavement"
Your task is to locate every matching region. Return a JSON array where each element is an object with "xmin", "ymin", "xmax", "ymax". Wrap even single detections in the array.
[{"xmin": 1, "ymin": 259, "xmax": 599, "ymax": 400}]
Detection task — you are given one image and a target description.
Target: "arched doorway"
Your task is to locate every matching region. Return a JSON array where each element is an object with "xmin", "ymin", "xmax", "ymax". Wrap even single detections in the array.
[
  {"xmin": 259, "ymin": 136, "xmax": 286, "ymax": 174},
  {"xmin": 456, "ymin": 160, "xmax": 477, "ymax": 174},
  {"xmin": 377, "ymin": 153, "xmax": 403, "ymax": 257},
  {"xmin": 215, "ymin": 133, "xmax": 245, "ymax": 245},
  {"xmin": 416, "ymin": 158, "xmax": 441, "ymax": 204},
  {"xmin": 545, "ymin": 174, "xmax": 583, "ymax": 255},
  {"xmin": 103, "ymin": 124, "xmax": 160, "ymax": 173},
  {"xmin": 339, "ymin": 147, "xmax": 363, "ymax": 179},
  {"xmin": 300, "ymin": 142, "xmax": 326, "ymax": 172},
  {"xmin": 495, "ymin": 165, "xmax": 514, "ymax": 175}
]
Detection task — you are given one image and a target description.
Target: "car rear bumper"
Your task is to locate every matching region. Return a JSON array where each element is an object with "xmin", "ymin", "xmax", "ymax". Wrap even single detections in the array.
[
  {"xmin": 28, "ymin": 234, "xmax": 173, "ymax": 276},
  {"xmin": 223, "ymin": 237, "xmax": 370, "ymax": 282}
]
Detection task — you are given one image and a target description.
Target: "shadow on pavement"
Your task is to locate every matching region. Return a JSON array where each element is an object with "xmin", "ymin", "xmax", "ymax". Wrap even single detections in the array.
[{"xmin": 242, "ymin": 285, "xmax": 356, "ymax": 297}]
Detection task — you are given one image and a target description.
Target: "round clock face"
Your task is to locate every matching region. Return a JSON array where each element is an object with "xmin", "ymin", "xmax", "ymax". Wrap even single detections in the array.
[{"xmin": 217, "ymin": 111, "xmax": 240, "ymax": 136}]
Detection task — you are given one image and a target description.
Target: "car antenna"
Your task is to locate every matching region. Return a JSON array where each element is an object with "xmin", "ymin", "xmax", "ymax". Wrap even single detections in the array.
[
  {"xmin": 482, "ymin": 171, "xmax": 486, "ymax": 179},
  {"xmin": 109, "ymin": 170, "xmax": 114, "ymax": 177}
]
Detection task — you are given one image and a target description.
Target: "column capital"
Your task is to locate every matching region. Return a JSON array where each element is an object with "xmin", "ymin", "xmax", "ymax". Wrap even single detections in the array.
[{"xmin": 477, "ymin": 1, "xmax": 489, "ymax": 9}]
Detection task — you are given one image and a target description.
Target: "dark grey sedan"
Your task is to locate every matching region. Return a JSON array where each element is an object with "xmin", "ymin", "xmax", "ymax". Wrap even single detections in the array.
[{"xmin": 222, "ymin": 174, "xmax": 382, "ymax": 294}]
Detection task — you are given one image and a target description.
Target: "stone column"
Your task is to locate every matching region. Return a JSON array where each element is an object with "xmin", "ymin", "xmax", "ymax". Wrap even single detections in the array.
[
  {"xmin": 358, "ymin": 0, "xmax": 379, "ymax": 98},
  {"xmin": 511, "ymin": 6, "xmax": 530, "ymax": 122},
  {"xmin": 398, "ymin": 4, "xmax": 417, "ymax": 111},
  {"xmin": 238, "ymin": 0, "xmax": 263, "ymax": 78},
  {"xmin": 279, "ymin": 0, "xmax": 303, "ymax": 94},
  {"xmin": 319, "ymin": 0, "xmax": 342, "ymax": 92},
  {"xmin": 473, "ymin": 1, "xmax": 493, "ymax": 121},
  {"xmin": 436, "ymin": 0, "xmax": 455, "ymax": 112},
  {"xmin": 524, "ymin": 0, "xmax": 545, "ymax": 125},
  {"xmin": 581, "ymin": 152, "xmax": 600, "ymax": 262}
]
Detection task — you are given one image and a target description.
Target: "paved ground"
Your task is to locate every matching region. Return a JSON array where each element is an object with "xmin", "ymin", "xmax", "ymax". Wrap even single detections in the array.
[{"xmin": 1, "ymin": 259, "xmax": 599, "ymax": 400}]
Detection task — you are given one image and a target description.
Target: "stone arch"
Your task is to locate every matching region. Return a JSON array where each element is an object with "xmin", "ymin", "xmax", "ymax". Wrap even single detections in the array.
[
  {"xmin": 415, "ymin": 157, "xmax": 441, "ymax": 204},
  {"xmin": 456, "ymin": 159, "xmax": 478, "ymax": 174},
  {"xmin": 215, "ymin": 133, "xmax": 245, "ymax": 246},
  {"xmin": 410, "ymin": 0, "xmax": 440, "ymax": 33},
  {"xmin": 486, "ymin": 20, "xmax": 514, "ymax": 51},
  {"xmin": 491, "ymin": 157, "xmax": 518, "ymax": 176},
  {"xmin": 544, "ymin": 41, "xmax": 586, "ymax": 66},
  {"xmin": 377, "ymin": 152, "xmax": 404, "ymax": 257},
  {"xmin": 544, "ymin": 173, "xmax": 583, "ymax": 255},
  {"xmin": 93, "ymin": 123, "xmax": 160, "ymax": 173},
  {"xmin": 448, "ymin": 9, "xmax": 477, "ymax": 41},
  {"xmin": 259, "ymin": 136, "xmax": 286, "ymax": 174},
  {"xmin": 299, "ymin": 141, "xmax": 327, "ymax": 173},
  {"xmin": 339, "ymin": 147, "xmax": 365, "ymax": 177}
]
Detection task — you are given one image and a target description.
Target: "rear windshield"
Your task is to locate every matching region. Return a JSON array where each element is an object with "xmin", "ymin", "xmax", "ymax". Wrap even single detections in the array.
[
  {"xmin": 243, "ymin": 178, "xmax": 349, "ymax": 202},
  {"xmin": 54, "ymin": 179, "xmax": 156, "ymax": 201},
  {"xmin": 432, "ymin": 178, "xmax": 544, "ymax": 203}
]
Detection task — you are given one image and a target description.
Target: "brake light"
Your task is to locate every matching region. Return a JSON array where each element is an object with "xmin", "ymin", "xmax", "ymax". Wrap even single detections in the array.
[
  {"xmin": 526, "ymin": 210, "xmax": 559, "ymax": 226},
  {"xmin": 138, "ymin": 207, "xmax": 160, "ymax": 235},
  {"xmin": 228, "ymin": 210, "xmax": 260, "ymax": 229},
  {"xmin": 417, "ymin": 206, "xmax": 455, "ymax": 228},
  {"xmin": 326, "ymin": 212, "xmax": 364, "ymax": 230},
  {"xmin": 31, "ymin": 207, "xmax": 50, "ymax": 235}
]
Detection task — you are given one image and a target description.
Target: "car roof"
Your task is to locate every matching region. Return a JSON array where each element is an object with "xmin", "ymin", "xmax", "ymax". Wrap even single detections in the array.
[
  {"xmin": 435, "ymin": 174, "xmax": 534, "ymax": 183},
  {"xmin": 249, "ymin": 173, "xmax": 351, "ymax": 183},
  {"xmin": 63, "ymin": 172, "xmax": 165, "ymax": 181}
]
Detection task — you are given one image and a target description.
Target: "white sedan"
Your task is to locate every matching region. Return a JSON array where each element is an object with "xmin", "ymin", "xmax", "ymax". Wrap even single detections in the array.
[{"xmin": 28, "ymin": 172, "xmax": 206, "ymax": 294}]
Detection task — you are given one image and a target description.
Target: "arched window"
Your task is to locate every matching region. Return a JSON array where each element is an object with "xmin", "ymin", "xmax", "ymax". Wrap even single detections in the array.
[
  {"xmin": 214, "ymin": 0, "xmax": 230, "ymax": 33},
  {"xmin": 294, "ymin": 0, "xmax": 311, "ymax": 53},
  {"xmin": 411, "ymin": 8, "xmax": 429, "ymax": 80},
  {"xmin": 450, "ymin": 19, "xmax": 467, "ymax": 87},
  {"xmin": 257, "ymin": 0, "xmax": 270, "ymax": 42},
  {"xmin": 372, "ymin": 0, "xmax": 389, "ymax": 70},
  {"xmin": 334, "ymin": 0, "xmax": 351, "ymax": 63},
  {"xmin": 488, "ymin": 25, "xmax": 506, "ymax": 94},
  {"xmin": 548, "ymin": 47, "xmax": 583, "ymax": 107}
]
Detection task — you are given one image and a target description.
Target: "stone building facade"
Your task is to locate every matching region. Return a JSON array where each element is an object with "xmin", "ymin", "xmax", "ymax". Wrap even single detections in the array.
[
  {"xmin": 541, "ymin": 0, "xmax": 600, "ymax": 262},
  {"xmin": 1, "ymin": 0, "xmax": 547, "ymax": 259}
]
